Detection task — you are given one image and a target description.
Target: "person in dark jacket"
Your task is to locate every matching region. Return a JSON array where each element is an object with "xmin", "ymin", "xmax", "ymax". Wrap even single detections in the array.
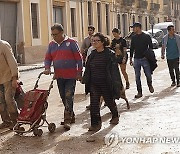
[
  {"xmin": 82, "ymin": 33, "xmax": 123, "ymax": 132},
  {"xmin": 130, "ymin": 22, "xmax": 154, "ymax": 98}
]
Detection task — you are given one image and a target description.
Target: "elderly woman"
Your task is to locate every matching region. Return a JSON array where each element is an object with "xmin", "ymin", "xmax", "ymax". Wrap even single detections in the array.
[{"xmin": 82, "ymin": 33, "xmax": 123, "ymax": 132}]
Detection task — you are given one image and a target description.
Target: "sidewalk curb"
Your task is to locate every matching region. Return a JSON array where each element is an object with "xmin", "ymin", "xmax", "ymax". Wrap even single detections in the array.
[{"xmin": 19, "ymin": 65, "xmax": 44, "ymax": 72}]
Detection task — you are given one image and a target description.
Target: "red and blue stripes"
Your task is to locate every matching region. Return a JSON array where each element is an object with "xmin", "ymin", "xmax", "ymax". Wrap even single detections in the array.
[{"xmin": 45, "ymin": 37, "xmax": 83, "ymax": 79}]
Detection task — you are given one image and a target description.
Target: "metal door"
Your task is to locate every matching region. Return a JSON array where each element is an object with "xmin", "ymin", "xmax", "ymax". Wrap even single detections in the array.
[{"xmin": 0, "ymin": 2, "xmax": 17, "ymax": 57}]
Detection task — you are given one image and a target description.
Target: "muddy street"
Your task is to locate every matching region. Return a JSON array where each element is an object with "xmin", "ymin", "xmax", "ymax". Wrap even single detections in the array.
[{"xmin": 0, "ymin": 50, "xmax": 180, "ymax": 154}]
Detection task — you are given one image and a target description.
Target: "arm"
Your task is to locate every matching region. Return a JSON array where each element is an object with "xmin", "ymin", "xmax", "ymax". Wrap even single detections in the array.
[
  {"xmin": 3, "ymin": 42, "xmax": 19, "ymax": 88},
  {"xmin": 130, "ymin": 37, "xmax": 135, "ymax": 66},
  {"xmin": 44, "ymin": 43, "xmax": 53, "ymax": 74},
  {"xmin": 110, "ymin": 39, "xmax": 115, "ymax": 51},
  {"xmin": 71, "ymin": 41, "xmax": 83, "ymax": 80},
  {"xmin": 3, "ymin": 42, "xmax": 19, "ymax": 79},
  {"xmin": 161, "ymin": 37, "xmax": 165, "ymax": 59},
  {"xmin": 80, "ymin": 38, "xmax": 87, "ymax": 54},
  {"xmin": 148, "ymin": 35, "xmax": 153, "ymax": 49}
]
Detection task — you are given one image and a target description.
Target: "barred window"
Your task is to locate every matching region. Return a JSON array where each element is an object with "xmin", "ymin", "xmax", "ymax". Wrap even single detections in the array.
[
  {"xmin": 71, "ymin": 8, "xmax": 76, "ymax": 37},
  {"xmin": 53, "ymin": 6, "xmax": 63, "ymax": 26},
  {"xmin": 88, "ymin": 1, "xmax": 93, "ymax": 25},
  {"xmin": 106, "ymin": 4, "xmax": 110, "ymax": 35},
  {"xmin": 97, "ymin": 3, "xmax": 101, "ymax": 32},
  {"xmin": 31, "ymin": 3, "xmax": 39, "ymax": 38}
]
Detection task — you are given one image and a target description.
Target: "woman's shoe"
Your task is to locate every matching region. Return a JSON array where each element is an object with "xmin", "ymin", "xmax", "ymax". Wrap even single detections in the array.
[
  {"xmin": 88, "ymin": 124, "xmax": 101, "ymax": 132},
  {"xmin": 110, "ymin": 117, "xmax": 119, "ymax": 125}
]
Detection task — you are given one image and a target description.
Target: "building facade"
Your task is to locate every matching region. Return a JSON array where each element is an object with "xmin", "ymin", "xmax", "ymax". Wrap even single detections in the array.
[
  {"xmin": 114, "ymin": 0, "xmax": 180, "ymax": 37},
  {"xmin": 0, "ymin": 0, "xmax": 179, "ymax": 64}
]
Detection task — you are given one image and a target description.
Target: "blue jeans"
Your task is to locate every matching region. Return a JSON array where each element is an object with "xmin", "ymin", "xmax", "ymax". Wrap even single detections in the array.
[
  {"xmin": 133, "ymin": 58, "xmax": 152, "ymax": 92},
  {"xmin": 57, "ymin": 78, "xmax": 76, "ymax": 112}
]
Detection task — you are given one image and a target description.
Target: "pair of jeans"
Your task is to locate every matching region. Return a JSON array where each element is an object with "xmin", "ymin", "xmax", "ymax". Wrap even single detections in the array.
[
  {"xmin": 133, "ymin": 58, "xmax": 152, "ymax": 93},
  {"xmin": 57, "ymin": 78, "xmax": 76, "ymax": 112},
  {"xmin": 167, "ymin": 58, "xmax": 179, "ymax": 84}
]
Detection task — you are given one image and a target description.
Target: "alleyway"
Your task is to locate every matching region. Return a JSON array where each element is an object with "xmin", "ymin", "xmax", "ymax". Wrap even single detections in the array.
[{"xmin": 0, "ymin": 49, "xmax": 180, "ymax": 154}]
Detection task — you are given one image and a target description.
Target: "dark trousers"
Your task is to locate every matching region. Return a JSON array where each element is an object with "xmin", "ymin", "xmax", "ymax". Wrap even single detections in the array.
[
  {"xmin": 167, "ymin": 58, "xmax": 179, "ymax": 84},
  {"xmin": 90, "ymin": 82, "xmax": 118, "ymax": 126},
  {"xmin": 57, "ymin": 78, "xmax": 76, "ymax": 113}
]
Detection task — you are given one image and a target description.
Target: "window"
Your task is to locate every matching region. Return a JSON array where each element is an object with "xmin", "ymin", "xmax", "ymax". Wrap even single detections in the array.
[
  {"xmin": 97, "ymin": 3, "xmax": 101, "ymax": 32},
  {"xmin": 53, "ymin": 6, "xmax": 63, "ymax": 25},
  {"xmin": 145, "ymin": 17, "xmax": 148, "ymax": 31},
  {"xmin": 117, "ymin": 14, "xmax": 121, "ymax": 29},
  {"xmin": 132, "ymin": 15, "xmax": 135, "ymax": 24},
  {"xmin": 71, "ymin": 8, "xmax": 76, "ymax": 37},
  {"xmin": 105, "ymin": 4, "xmax": 110, "ymax": 35},
  {"xmin": 31, "ymin": 3, "xmax": 39, "ymax": 38},
  {"xmin": 88, "ymin": 1, "xmax": 92, "ymax": 25},
  {"xmin": 138, "ymin": 16, "xmax": 142, "ymax": 24}
]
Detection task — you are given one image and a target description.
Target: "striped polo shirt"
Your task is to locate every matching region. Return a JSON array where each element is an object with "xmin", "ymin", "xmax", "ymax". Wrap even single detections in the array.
[{"xmin": 45, "ymin": 36, "xmax": 83, "ymax": 79}]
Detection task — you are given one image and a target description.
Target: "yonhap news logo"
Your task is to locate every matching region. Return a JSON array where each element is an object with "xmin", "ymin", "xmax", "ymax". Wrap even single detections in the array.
[{"xmin": 104, "ymin": 132, "xmax": 180, "ymax": 147}]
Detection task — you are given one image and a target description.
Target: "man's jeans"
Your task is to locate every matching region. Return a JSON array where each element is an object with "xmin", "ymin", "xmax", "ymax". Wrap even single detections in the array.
[
  {"xmin": 57, "ymin": 78, "xmax": 76, "ymax": 112},
  {"xmin": 133, "ymin": 58, "xmax": 152, "ymax": 92}
]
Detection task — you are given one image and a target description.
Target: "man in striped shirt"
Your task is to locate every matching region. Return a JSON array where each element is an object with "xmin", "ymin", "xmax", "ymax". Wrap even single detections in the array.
[{"xmin": 44, "ymin": 24, "xmax": 83, "ymax": 130}]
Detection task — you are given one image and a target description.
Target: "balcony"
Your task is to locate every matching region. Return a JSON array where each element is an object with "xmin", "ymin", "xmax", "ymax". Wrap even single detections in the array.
[
  {"xmin": 150, "ymin": 3, "xmax": 160, "ymax": 12},
  {"xmin": 163, "ymin": 5, "xmax": 171, "ymax": 15},
  {"xmin": 137, "ymin": 0, "xmax": 148, "ymax": 9},
  {"xmin": 174, "ymin": 10, "xmax": 179, "ymax": 17},
  {"xmin": 163, "ymin": 0, "xmax": 169, "ymax": 5},
  {"xmin": 121, "ymin": 0, "xmax": 135, "ymax": 7}
]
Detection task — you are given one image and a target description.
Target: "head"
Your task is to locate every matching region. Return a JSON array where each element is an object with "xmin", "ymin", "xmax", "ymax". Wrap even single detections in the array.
[
  {"xmin": 51, "ymin": 23, "xmax": 64, "ymax": 43},
  {"xmin": 88, "ymin": 25, "xmax": 95, "ymax": 36},
  {"xmin": 92, "ymin": 33, "xmax": 109, "ymax": 50},
  {"xmin": 90, "ymin": 35, "xmax": 95, "ymax": 47},
  {"xmin": 130, "ymin": 22, "xmax": 142, "ymax": 34},
  {"xmin": 167, "ymin": 25, "xmax": 175, "ymax": 35},
  {"xmin": 112, "ymin": 28, "xmax": 121, "ymax": 38}
]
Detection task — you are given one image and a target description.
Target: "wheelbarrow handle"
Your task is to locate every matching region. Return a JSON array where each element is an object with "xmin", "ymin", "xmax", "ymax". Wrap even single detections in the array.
[{"xmin": 34, "ymin": 72, "xmax": 55, "ymax": 89}]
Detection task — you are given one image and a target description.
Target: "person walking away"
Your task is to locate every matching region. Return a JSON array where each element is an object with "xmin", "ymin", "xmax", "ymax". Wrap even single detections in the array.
[
  {"xmin": 82, "ymin": 33, "xmax": 123, "ymax": 132},
  {"xmin": 111, "ymin": 28, "xmax": 130, "ymax": 89},
  {"xmin": 130, "ymin": 22, "xmax": 154, "ymax": 98},
  {"xmin": 81, "ymin": 25, "xmax": 95, "ymax": 66},
  {"xmin": 0, "ymin": 40, "xmax": 19, "ymax": 129},
  {"xmin": 161, "ymin": 25, "xmax": 180, "ymax": 87},
  {"xmin": 44, "ymin": 23, "xmax": 83, "ymax": 130}
]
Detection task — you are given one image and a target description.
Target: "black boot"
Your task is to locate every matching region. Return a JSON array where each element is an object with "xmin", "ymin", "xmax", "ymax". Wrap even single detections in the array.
[
  {"xmin": 88, "ymin": 115, "xmax": 101, "ymax": 132},
  {"xmin": 109, "ymin": 106, "xmax": 119, "ymax": 125}
]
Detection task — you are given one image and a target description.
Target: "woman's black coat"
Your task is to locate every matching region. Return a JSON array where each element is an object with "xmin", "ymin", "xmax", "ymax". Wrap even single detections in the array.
[{"xmin": 82, "ymin": 47, "xmax": 123, "ymax": 99}]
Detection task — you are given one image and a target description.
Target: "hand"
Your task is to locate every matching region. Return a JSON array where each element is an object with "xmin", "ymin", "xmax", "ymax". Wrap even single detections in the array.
[
  {"xmin": 161, "ymin": 55, "xmax": 165, "ymax": 59},
  {"xmin": 122, "ymin": 57, "xmax": 126, "ymax": 64},
  {"xmin": 76, "ymin": 74, "xmax": 82, "ymax": 82},
  {"xmin": 12, "ymin": 79, "xmax": 18, "ymax": 89},
  {"xmin": 43, "ymin": 69, "xmax": 51, "ymax": 75},
  {"xmin": 130, "ymin": 59, "xmax": 133, "ymax": 66}
]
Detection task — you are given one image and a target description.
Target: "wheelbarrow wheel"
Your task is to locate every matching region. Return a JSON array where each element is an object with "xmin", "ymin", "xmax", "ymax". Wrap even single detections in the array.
[
  {"xmin": 48, "ymin": 123, "xmax": 56, "ymax": 133},
  {"xmin": 33, "ymin": 128, "xmax": 43, "ymax": 136},
  {"xmin": 17, "ymin": 127, "xmax": 25, "ymax": 135}
]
